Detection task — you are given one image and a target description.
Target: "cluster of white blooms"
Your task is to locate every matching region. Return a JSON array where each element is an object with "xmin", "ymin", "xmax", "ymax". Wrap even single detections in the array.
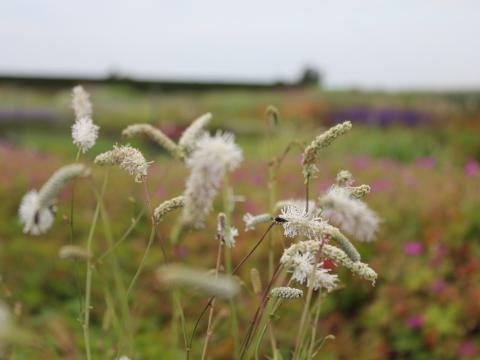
[
  {"xmin": 319, "ymin": 186, "xmax": 380, "ymax": 242},
  {"xmin": 270, "ymin": 286, "xmax": 303, "ymax": 300},
  {"xmin": 71, "ymin": 86, "xmax": 99, "ymax": 153},
  {"xmin": 242, "ymin": 213, "xmax": 273, "ymax": 231},
  {"xmin": 278, "ymin": 204, "xmax": 328, "ymax": 240},
  {"xmin": 181, "ymin": 132, "xmax": 243, "ymax": 228},
  {"xmin": 19, "ymin": 164, "xmax": 90, "ymax": 235},
  {"xmin": 94, "ymin": 144, "xmax": 152, "ymax": 183},
  {"xmin": 281, "ymin": 240, "xmax": 377, "ymax": 286},
  {"xmin": 224, "ymin": 226, "xmax": 239, "ymax": 248},
  {"xmin": 282, "ymin": 251, "xmax": 338, "ymax": 291}
]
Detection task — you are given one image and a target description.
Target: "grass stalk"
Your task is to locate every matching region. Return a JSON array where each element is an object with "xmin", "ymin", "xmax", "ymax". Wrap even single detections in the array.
[
  {"xmin": 307, "ymin": 291, "xmax": 323, "ymax": 359},
  {"xmin": 83, "ymin": 170, "xmax": 109, "ymax": 360},
  {"xmin": 201, "ymin": 232, "xmax": 223, "ymax": 360}
]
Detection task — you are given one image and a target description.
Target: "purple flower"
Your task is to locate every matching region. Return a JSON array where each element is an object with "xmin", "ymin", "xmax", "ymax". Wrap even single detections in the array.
[
  {"xmin": 406, "ymin": 315, "xmax": 423, "ymax": 330},
  {"xmin": 465, "ymin": 159, "xmax": 480, "ymax": 177},
  {"xmin": 404, "ymin": 242, "xmax": 423, "ymax": 256}
]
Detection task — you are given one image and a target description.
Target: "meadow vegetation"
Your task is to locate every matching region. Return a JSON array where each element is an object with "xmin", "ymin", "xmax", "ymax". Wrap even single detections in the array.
[{"xmin": 0, "ymin": 85, "xmax": 479, "ymax": 359}]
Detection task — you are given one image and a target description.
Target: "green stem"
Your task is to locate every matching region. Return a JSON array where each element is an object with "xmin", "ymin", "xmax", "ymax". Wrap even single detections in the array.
[
  {"xmin": 97, "ymin": 208, "xmax": 145, "ymax": 262},
  {"xmin": 96, "ymin": 178, "xmax": 133, "ymax": 355},
  {"xmin": 201, "ymin": 236, "xmax": 223, "ymax": 360},
  {"xmin": 83, "ymin": 171, "xmax": 108, "ymax": 360},
  {"xmin": 307, "ymin": 292, "xmax": 323, "ymax": 359},
  {"xmin": 222, "ymin": 178, "xmax": 240, "ymax": 359},
  {"xmin": 127, "ymin": 225, "xmax": 156, "ymax": 296}
]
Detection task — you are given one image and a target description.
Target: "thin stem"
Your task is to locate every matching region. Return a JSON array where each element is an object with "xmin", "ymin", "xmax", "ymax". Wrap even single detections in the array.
[
  {"xmin": 69, "ymin": 148, "xmax": 84, "ymax": 318},
  {"xmin": 127, "ymin": 225, "xmax": 156, "ymax": 296},
  {"xmin": 187, "ymin": 223, "xmax": 275, "ymax": 360},
  {"xmin": 233, "ymin": 222, "xmax": 275, "ymax": 274},
  {"xmin": 222, "ymin": 178, "xmax": 240, "ymax": 359},
  {"xmin": 240, "ymin": 263, "xmax": 283, "ymax": 359},
  {"xmin": 305, "ymin": 175, "xmax": 310, "ymax": 213},
  {"xmin": 96, "ymin": 185, "xmax": 133, "ymax": 355},
  {"xmin": 83, "ymin": 171, "xmax": 109, "ymax": 360},
  {"xmin": 292, "ymin": 239, "xmax": 325, "ymax": 360},
  {"xmin": 97, "ymin": 208, "xmax": 145, "ymax": 261},
  {"xmin": 201, "ymin": 236, "xmax": 223, "ymax": 360},
  {"xmin": 307, "ymin": 291, "xmax": 323, "ymax": 359}
]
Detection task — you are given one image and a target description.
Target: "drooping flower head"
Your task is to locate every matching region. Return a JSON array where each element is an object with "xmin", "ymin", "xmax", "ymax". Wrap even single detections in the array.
[
  {"xmin": 19, "ymin": 164, "xmax": 90, "ymax": 235},
  {"xmin": 153, "ymin": 196, "xmax": 185, "ymax": 224},
  {"xmin": 94, "ymin": 144, "xmax": 152, "ymax": 183},
  {"xmin": 122, "ymin": 124, "xmax": 182, "ymax": 159},
  {"xmin": 242, "ymin": 213, "xmax": 273, "ymax": 231},
  {"xmin": 181, "ymin": 131, "xmax": 243, "ymax": 228},
  {"xmin": 178, "ymin": 113, "xmax": 212, "ymax": 153}
]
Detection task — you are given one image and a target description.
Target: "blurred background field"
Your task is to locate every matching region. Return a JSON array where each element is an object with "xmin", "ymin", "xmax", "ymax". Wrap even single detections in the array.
[{"xmin": 1, "ymin": 83, "xmax": 480, "ymax": 359}]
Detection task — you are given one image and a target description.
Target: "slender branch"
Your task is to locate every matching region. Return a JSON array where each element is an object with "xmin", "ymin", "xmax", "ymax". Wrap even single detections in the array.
[{"xmin": 233, "ymin": 222, "xmax": 275, "ymax": 274}]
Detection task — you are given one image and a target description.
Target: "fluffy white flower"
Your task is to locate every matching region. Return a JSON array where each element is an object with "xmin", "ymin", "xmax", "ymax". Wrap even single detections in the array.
[
  {"xmin": 290, "ymin": 252, "xmax": 315, "ymax": 284},
  {"xmin": 19, "ymin": 164, "xmax": 90, "ymax": 236},
  {"xmin": 118, "ymin": 356, "xmax": 130, "ymax": 360},
  {"xmin": 308, "ymin": 268, "xmax": 339, "ymax": 291},
  {"xmin": 320, "ymin": 186, "xmax": 380, "ymax": 242},
  {"xmin": 224, "ymin": 226, "xmax": 238, "ymax": 248},
  {"xmin": 283, "ymin": 250, "xmax": 339, "ymax": 291},
  {"xmin": 72, "ymin": 85, "xmax": 92, "ymax": 119},
  {"xmin": 279, "ymin": 204, "xmax": 328, "ymax": 239},
  {"xmin": 19, "ymin": 190, "xmax": 55, "ymax": 235},
  {"xmin": 178, "ymin": 112, "xmax": 212, "ymax": 152},
  {"xmin": 72, "ymin": 117, "xmax": 99, "ymax": 153},
  {"xmin": 275, "ymin": 199, "xmax": 316, "ymax": 214},
  {"xmin": 95, "ymin": 145, "xmax": 152, "ymax": 183},
  {"xmin": 182, "ymin": 132, "xmax": 243, "ymax": 228}
]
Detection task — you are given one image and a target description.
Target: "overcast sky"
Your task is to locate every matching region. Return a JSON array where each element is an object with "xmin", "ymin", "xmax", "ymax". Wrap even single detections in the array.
[{"xmin": 1, "ymin": 0, "xmax": 479, "ymax": 90}]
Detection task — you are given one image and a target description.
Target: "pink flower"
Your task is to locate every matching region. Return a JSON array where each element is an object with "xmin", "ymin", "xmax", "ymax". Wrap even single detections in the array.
[
  {"xmin": 458, "ymin": 341, "xmax": 476, "ymax": 358},
  {"xmin": 349, "ymin": 155, "xmax": 371, "ymax": 170},
  {"xmin": 465, "ymin": 159, "xmax": 480, "ymax": 177},
  {"xmin": 406, "ymin": 315, "xmax": 423, "ymax": 330},
  {"xmin": 430, "ymin": 280, "xmax": 446, "ymax": 294},
  {"xmin": 416, "ymin": 156, "xmax": 437, "ymax": 169},
  {"xmin": 404, "ymin": 242, "xmax": 423, "ymax": 256}
]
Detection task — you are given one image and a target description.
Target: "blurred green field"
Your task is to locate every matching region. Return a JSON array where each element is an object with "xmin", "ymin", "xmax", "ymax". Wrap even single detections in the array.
[{"xmin": 1, "ymin": 85, "xmax": 480, "ymax": 359}]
